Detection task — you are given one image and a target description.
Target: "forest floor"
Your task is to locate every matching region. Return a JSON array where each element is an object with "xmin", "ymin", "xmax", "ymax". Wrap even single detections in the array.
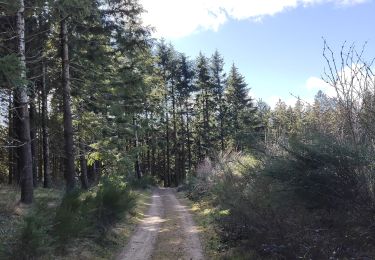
[
  {"xmin": 0, "ymin": 185, "xmax": 152, "ymax": 259},
  {"xmin": 117, "ymin": 187, "xmax": 204, "ymax": 260}
]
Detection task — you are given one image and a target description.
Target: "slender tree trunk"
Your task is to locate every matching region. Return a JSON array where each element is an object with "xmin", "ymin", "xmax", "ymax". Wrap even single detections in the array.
[
  {"xmin": 186, "ymin": 104, "xmax": 192, "ymax": 170},
  {"xmin": 13, "ymin": 97, "xmax": 20, "ymax": 184},
  {"xmin": 41, "ymin": 60, "xmax": 50, "ymax": 188},
  {"xmin": 150, "ymin": 112, "xmax": 156, "ymax": 176},
  {"xmin": 204, "ymin": 90, "xmax": 210, "ymax": 156},
  {"xmin": 145, "ymin": 111, "xmax": 150, "ymax": 176},
  {"xmin": 220, "ymin": 100, "xmax": 225, "ymax": 152},
  {"xmin": 87, "ymin": 164, "xmax": 95, "ymax": 185},
  {"xmin": 94, "ymin": 160, "xmax": 101, "ymax": 183},
  {"xmin": 29, "ymin": 87, "xmax": 38, "ymax": 187},
  {"xmin": 61, "ymin": 17, "xmax": 76, "ymax": 191},
  {"xmin": 79, "ymin": 139, "xmax": 89, "ymax": 189},
  {"xmin": 165, "ymin": 94, "xmax": 170, "ymax": 187},
  {"xmin": 171, "ymin": 84, "xmax": 178, "ymax": 186},
  {"xmin": 133, "ymin": 116, "xmax": 142, "ymax": 179},
  {"xmin": 180, "ymin": 107, "xmax": 186, "ymax": 181},
  {"xmin": 16, "ymin": 0, "xmax": 33, "ymax": 203},
  {"xmin": 37, "ymin": 92, "xmax": 43, "ymax": 182},
  {"xmin": 8, "ymin": 92, "xmax": 13, "ymax": 185},
  {"xmin": 151, "ymin": 147, "xmax": 156, "ymax": 176}
]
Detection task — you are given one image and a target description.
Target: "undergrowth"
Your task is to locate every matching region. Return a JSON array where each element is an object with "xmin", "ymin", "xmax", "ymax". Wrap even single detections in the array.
[
  {"xmin": 6, "ymin": 176, "xmax": 139, "ymax": 259},
  {"xmin": 185, "ymin": 134, "xmax": 375, "ymax": 259}
]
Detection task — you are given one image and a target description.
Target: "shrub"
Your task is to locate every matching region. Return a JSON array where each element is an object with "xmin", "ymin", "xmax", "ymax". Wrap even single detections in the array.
[
  {"xmin": 17, "ymin": 214, "xmax": 52, "ymax": 258},
  {"xmin": 12, "ymin": 193, "xmax": 57, "ymax": 259},
  {"xmin": 128, "ymin": 175, "xmax": 157, "ymax": 189},
  {"xmin": 54, "ymin": 176, "xmax": 135, "ymax": 244},
  {"xmin": 54, "ymin": 190, "xmax": 90, "ymax": 244},
  {"xmin": 184, "ymin": 157, "xmax": 216, "ymax": 201},
  {"xmin": 210, "ymin": 134, "xmax": 375, "ymax": 259},
  {"xmin": 266, "ymin": 134, "xmax": 368, "ymax": 210},
  {"xmin": 87, "ymin": 176, "xmax": 136, "ymax": 227}
]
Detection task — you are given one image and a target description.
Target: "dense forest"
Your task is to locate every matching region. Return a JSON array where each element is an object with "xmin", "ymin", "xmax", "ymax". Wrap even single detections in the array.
[{"xmin": 1, "ymin": 0, "xmax": 375, "ymax": 259}]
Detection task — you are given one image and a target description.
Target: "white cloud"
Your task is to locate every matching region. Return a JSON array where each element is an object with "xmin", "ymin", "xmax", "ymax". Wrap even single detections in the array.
[
  {"xmin": 305, "ymin": 76, "xmax": 336, "ymax": 97},
  {"xmin": 267, "ymin": 95, "xmax": 298, "ymax": 109},
  {"xmin": 140, "ymin": 0, "xmax": 368, "ymax": 38},
  {"xmin": 305, "ymin": 62, "xmax": 375, "ymax": 100}
]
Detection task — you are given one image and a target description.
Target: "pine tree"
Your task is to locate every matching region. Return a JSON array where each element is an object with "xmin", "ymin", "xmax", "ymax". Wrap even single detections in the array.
[
  {"xmin": 210, "ymin": 50, "xmax": 226, "ymax": 151},
  {"xmin": 195, "ymin": 52, "xmax": 214, "ymax": 159},
  {"xmin": 225, "ymin": 63, "xmax": 255, "ymax": 149},
  {"xmin": 15, "ymin": 0, "xmax": 33, "ymax": 203}
]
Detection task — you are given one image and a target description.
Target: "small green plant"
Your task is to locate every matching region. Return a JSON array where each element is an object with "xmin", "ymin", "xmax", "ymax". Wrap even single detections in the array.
[
  {"xmin": 12, "ymin": 192, "xmax": 57, "ymax": 259},
  {"xmin": 87, "ymin": 176, "xmax": 136, "ymax": 227},
  {"xmin": 54, "ymin": 190, "xmax": 90, "ymax": 244},
  {"xmin": 17, "ymin": 214, "xmax": 52, "ymax": 258}
]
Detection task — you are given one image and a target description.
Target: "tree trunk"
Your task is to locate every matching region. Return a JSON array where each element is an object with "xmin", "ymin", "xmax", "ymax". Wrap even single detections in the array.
[
  {"xmin": 16, "ymin": 0, "xmax": 33, "ymax": 203},
  {"xmin": 61, "ymin": 17, "xmax": 76, "ymax": 192},
  {"xmin": 180, "ymin": 108, "xmax": 186, "ymax": 182},
  {"xmin": 171, "ymin": 84, "xmax": 179, "ymax": 186},
  {"xmin": 41, "ymin": 60, "xmax": 50, "ymax": 188},
  {"xmin": 79, "ymin": 139, "xmax": 89, "ymax": 189},
  {"xmin": 220, "ymin": 101, "xmax": 225, "ymax": 152},
  {"xmin": 204, "ymin": 89, "xmax": 210, "ymax": 156},
  {"xmin": 8, "ymin": 92, "xmax": 13, "ymax": 185},
  {"xmin": 87, "ymin": 163, "xmax": 95, "ymax": 185},
  {"xmin": 186, "ymin": 104, "xmax": 192, "ymax": 170},
  {"xmin": 12, "ymin": 97, "xmax": 20, "ymax": 185},
  {"xmin": 133, "ymin": 116, "xmax": 142, "ymax": 179},
  {"xmin": 165, "ymin": 94, "xmax": 170, "ymax": 187},
  {"xmin": 29, "ymin": 87, "xmax": 38, "ymax": 187}
]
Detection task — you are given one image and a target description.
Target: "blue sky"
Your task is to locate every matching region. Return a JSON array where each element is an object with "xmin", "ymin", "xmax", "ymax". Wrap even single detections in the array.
[{"xmin": 140, "ymin": 0, "xmax": 375, "ymax": 107}]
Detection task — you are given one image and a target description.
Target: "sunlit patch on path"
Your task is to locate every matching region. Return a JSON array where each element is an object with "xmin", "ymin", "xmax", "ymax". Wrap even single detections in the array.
[{"xmin": 118, "ymin": 188, "xmax": 204, "ymax": 260}]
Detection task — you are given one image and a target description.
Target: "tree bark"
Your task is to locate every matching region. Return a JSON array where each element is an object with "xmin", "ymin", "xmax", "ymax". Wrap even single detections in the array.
[
  {"xmin": 13, "ymin": 97, "xmax": 20, "ymax": 185},
  {"xmin": 79, "ymin": 139, "xmax": 89, "ymax": 189},
  {"xmin": 133, "ymin": 116, "xmax": 142, "ymax": 179},
  {"xmin": 171, "ymin": 83, "xmax": 179, "ymax": 186},
  {"xmin": 29, "ymin": 87, "xmax": 38, "ymax": 187},
  {"xmin": 165, "ymin": 94, "xmax": 171, "ymax": 187},
  {"xmin": 16, "ymin": 0, "xmax": 33, "ymax": 203},
  {"xmin": 41, "ymin": 59, "xmax": 50, "ymax": 188},
  {"xmin": 8, "ymin": 92, "xmax": 13, "ymax": 185},
  {"xmin": 186, "ymin": 103, "xmax": 192, "ymax": 170},
  {"xmin": 61, "ymin": 17, "xmax": 76, "ymax": 192}
]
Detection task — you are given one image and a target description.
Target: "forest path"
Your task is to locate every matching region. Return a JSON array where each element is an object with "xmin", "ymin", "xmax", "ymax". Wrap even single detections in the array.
[{"xmin": 117, "ymin": 187, "xmax": 204, "ymax": 260}]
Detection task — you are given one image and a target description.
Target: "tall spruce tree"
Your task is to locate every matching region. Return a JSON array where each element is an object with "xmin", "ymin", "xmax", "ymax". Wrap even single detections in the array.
[
  {"xmin": 210, "ymin": 50, "xmax": 226, "ymax": 151},
  {"xmin": 225, "ymin": 63, "xmax": 255, "ymax": 149}
]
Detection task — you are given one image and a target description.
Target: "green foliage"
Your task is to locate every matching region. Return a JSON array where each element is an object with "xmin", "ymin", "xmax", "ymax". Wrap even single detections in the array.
[
  {"xmin": 11, "ymin": 190, "xmax": 60, "ymax": 259},
  {"xmin": 86, "ymin": 176, "xmax": 136, "ymax": 226},
  {"xmin": 0, "ymin": 54, "xmax": 25, "ymax": 88},
  {"xmin": 185, "ymin": 174, "xmax": 213, "ymax": 201},
  {"xmin": 54, "ymin": 177, "xmax": 135, "ymax": 241},
  {"xmin": 128, "ymin": 175, "xmax": 157, "ymax": 189},
  {"xmin": 54, "ymin": 190, "xmax": 90, "ymax": 243},
  {"xmin": 54, "ymin": 0, "xmax": 92, "ymax": 18},
  {"xmin": 18, "ymin": 214, "xmax": 52, "ymax": 257},
  {"xmin": 205, "ymin": 135, "xmax": 375, "ymax": 259},
  {"xmin": 266, "ymin": 134, "xmax": 367, "ymax": 209},
  {"xmin": 11, "ymin": 178, "xmax": 136, "ymax": 257},
  {"xmin": 0, "ymin": 0, "xmax": 20, "ymax": 13}
]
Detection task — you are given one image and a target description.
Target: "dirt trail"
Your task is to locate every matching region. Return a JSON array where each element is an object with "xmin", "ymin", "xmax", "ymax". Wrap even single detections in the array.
[{"xmin": 117, "ymin": 188, "xmax": 204, "ymax": 260}]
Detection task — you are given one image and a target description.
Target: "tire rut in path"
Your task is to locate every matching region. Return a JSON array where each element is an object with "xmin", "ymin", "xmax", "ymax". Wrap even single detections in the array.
[
  {"xmin": 118, "ymin": 188, "xmax": 204, "ymax": 260},
  {"xmin": 117, "ymin": 188, "xmax": 164, "ymax": 260}
]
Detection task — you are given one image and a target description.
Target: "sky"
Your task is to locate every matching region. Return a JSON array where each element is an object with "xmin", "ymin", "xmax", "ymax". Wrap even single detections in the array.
[{"xmin": 139, "ymin": 0, "xmax": 375, "ymax": 108}]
